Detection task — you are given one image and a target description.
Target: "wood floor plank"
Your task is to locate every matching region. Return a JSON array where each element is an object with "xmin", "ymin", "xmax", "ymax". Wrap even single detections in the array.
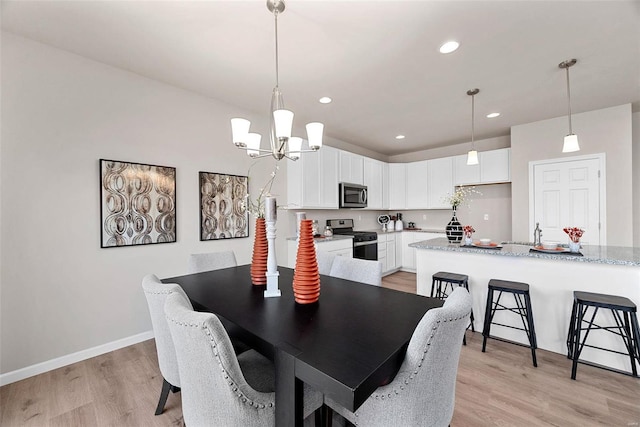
[{"xmin": 0, "ymin": 271, "xmax": 637, "ymax": 426}]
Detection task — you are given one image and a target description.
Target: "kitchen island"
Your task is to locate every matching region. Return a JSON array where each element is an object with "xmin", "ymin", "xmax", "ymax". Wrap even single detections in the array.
[{"xmin": 410, "ymin": 237, "xmax": 640, "ymax": 372}]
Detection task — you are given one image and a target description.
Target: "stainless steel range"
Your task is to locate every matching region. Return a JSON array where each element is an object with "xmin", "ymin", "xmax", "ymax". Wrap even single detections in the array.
[{"xmin": 327, "ymin": 219, "xmax": 378, "ymax": 261}]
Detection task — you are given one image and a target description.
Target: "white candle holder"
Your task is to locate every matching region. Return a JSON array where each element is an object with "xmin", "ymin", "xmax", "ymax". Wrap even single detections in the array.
[{"xmin": 264, "ymin": 197, "xmax": 281, "ymax": 298}]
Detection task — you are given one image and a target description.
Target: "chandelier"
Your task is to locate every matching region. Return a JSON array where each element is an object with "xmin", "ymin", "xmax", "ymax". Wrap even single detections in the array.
[{"xmin": 230, "ymin": 0, "xmax": 323, "ymax": 161}]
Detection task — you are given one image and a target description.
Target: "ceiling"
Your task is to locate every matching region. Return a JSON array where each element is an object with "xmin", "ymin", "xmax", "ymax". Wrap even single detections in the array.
[{"xmin": 2, "ymin": 1, "xmax": 639, "ymax": 156}]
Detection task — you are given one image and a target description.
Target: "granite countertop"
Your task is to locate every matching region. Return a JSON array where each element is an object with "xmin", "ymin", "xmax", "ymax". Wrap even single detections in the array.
[
  {"xmin": 409, "ymin": 237, "xmax": 640, "ymax": 267},
  {"xmin": 286, "ymin": 235, "xmax": 353, "ymax": 242},
  {"xmin": 367, "ymin": 229, "xmax": 446, "ymax": 234}
]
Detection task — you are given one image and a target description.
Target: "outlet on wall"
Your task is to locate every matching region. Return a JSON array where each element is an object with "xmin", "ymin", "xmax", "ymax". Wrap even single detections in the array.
[
  {"xmin": 358, "ymin": 215, "xmax": 362, "ymax": 221},
  {"xmin": 484, "ymin": 214, "xmax": 489, "ymax": 221},
  {"xmin": 423, "ymin": 214, "xmax": 427, "ymax": 220}
]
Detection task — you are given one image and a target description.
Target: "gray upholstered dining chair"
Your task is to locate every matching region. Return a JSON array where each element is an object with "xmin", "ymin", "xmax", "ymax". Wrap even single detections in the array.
[
  {"xmin": 324, "ymin": 287, "xmax": 472, "ymax": 427},
  {"xmin": 187, "ymin": 251, "xmax": 237, "ymax": 274},
  {"xmin": 316, "ymin": 250, "xmax": 337, "ymax": 276},
  {"xmin": 164, "ymin": 291, "xmax": 324, "ymax": 426},
  {"xmin": 328, "ymin": 256, "xmax": 383, "ymax": 287},
  {"xmin": 141, "ymin": 274, "xmax": 190, "ymax": 415}
]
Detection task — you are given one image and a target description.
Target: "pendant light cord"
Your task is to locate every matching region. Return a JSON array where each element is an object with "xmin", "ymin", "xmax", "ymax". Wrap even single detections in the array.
[
  {"xmin": 565, "ymin": 66, "xmax": 572, "ymax": 134},
  {"xmin": 274, "ymin": 9, "xmax": 280, "ymax": 89},
  {"xmin": 471, "ymin": 93, "xmax": 475, "ymax": 148}
]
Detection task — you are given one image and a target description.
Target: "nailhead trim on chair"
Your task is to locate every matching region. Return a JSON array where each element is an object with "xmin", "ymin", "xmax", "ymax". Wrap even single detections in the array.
[
  {"xmin": 351, "ymin": 311, "xmax": 471, "ymax": 425},
  {"xmin": 166, "ymin": 315, "xmax": 275, "ymax": 411}
]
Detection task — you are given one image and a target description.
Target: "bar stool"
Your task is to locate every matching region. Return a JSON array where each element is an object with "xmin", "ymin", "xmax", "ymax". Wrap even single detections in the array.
[
  {"xmin": 482, "ymin": 279, "xmax": 537, "ymax": 367},
  {"xmin": 566, "ymin": 291, "xmax": 640, "ymax": 380},
  {"xmin": 432, "ymin": 271, "xmax": 474, "ymax": 345}
]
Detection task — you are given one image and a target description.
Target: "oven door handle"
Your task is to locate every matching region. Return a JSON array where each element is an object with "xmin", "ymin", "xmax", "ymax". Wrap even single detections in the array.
[{"xmin": 353, "ymin": 240, "xmax": 377, "ymax": 247}]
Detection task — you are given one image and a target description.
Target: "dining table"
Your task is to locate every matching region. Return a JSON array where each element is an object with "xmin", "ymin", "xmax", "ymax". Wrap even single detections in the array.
[{"xmin": 163, "ymin": 264, "xmax": 443, "ymax": 426}]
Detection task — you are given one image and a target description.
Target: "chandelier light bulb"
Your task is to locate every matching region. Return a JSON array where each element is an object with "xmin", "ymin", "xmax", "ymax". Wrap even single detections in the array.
[
  {"xmin": 288, "ymin": 137, "xmax": 303, "ymax": 160},
  {"xmin": 231, "ymin": 118, "xmax": 251, "ymax": 147},
  {"xmin": 246, "ymin": 133, "xmax": 262, "ymax": 157},
  {"xmin": 307, "ymin": 122, "xmax": 324, "ymax": 150}
]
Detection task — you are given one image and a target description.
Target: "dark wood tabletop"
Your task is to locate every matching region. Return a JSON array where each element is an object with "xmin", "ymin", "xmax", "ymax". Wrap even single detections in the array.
[{"xmin": 164, "ymin": 265, "xmax": 442, "ymax": 426}]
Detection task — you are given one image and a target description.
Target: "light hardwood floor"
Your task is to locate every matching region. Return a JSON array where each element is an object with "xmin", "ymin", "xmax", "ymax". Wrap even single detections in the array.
[{"xmin": 1, "ymin": 272, "xmax": 639, "ymax": 426}]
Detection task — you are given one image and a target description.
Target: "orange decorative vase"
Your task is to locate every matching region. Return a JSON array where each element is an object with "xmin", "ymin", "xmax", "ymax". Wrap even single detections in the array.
[
  {"xmin": 292, "ymin": 219, "xmax": 320, "ymax": 304},
  {"xmin": 250, "ymin": 217, "xmax": 268, "ymax": 285}
]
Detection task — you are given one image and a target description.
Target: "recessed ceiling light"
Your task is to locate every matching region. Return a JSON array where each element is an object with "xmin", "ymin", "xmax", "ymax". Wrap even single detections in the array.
[
  {"xmin": 319, "ymin": 97, "xmax": 332, "ymax": 104},
  {"xmin": 395, "ymin": 135, "xmax": 405, "ymax": 140},
  {"xmin": 439, "ymin": 41, "xmax": 459, "ymax": 54},
  {"xmin": 486, "ymin": 112, "xmax": 501, "ymax": 118}
]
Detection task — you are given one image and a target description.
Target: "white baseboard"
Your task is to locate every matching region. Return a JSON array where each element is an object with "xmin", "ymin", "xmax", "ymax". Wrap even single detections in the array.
[{"xmin": 0, "ymin": 330, "xmax": 154, "ymax": 386}]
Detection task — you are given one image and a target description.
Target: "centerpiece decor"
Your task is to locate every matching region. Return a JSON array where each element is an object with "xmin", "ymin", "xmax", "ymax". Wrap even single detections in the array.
[
  {"xmin": 292, "ymin": 219, "xmax": 320, "ymax": 304},
  {"xmin": 244, "ymin": 164, "xmax": 279, "ymax": 287},
  {"xmin": 442, "ymin": 187, "xmax": 480, "ymax": 243},
  {"xmin": 563, "ymin": 227, "xmax": 584, "ymax": 253},
  {"xmin": 463, "ymin": 225, "xmax": 475, "ymax": 246}
]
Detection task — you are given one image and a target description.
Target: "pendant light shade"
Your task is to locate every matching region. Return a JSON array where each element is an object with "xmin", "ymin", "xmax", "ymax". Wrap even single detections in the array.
[
  {"xmin": 559, "ymin": 59, "xmax": 580, "ymax": 153},
  {"xmin": 466, "ymin": 88, "xmax": 480, "ymax": 165}
]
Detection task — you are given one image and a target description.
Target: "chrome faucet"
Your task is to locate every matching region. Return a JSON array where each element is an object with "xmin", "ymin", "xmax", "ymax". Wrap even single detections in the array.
[{"xmin": 533, "ymin": 222, "xmax": 542, "ymax": 246}]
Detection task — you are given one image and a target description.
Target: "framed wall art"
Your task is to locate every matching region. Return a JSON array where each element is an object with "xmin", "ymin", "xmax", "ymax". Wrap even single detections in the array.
[
  {"xmin": 100, "ymin": 159, "xmax": 176, "ymax": 248},
  {"xmin": 199, "ymin": 172, "xmax": 249, "ymax": 240}
]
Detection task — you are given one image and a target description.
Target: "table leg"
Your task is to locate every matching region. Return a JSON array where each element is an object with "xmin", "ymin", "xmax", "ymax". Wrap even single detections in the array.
[{"xmin": 275, "ymin": 343, "xmax": 303, "ymax": 427}]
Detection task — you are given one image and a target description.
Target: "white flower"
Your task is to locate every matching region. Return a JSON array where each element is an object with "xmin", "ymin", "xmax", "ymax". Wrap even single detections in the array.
[{"xmin": 442, "ymin": 186, "xmax": 481, "ymax": 208}]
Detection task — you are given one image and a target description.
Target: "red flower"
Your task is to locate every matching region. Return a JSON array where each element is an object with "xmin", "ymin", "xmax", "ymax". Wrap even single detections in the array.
[{"xmin": 563, "ymin": 227, "xmax": 584, "ymax": 243}]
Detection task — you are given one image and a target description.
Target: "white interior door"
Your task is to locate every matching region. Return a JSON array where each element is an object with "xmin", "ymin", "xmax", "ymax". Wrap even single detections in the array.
[{"xmin": 530, "ymin": 155, "xmax": 605, "ymax": 245}]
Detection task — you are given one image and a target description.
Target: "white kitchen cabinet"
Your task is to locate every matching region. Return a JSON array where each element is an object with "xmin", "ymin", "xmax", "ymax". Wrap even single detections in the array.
[
  {"xmin": 453, "ymin": 154, "xmax": 481, "ymax": 186},
  {"xmin": 453, "ymin": 148, "xmax": 511, "ymax": 186},
  {"xmin": 406, "ymin": 160, "xmax": 429, "ymax": 209},
  {"xmin": 364, "ymin": 158, "xmax": 386, "ymax": 210},
  {"xmin": 339, "ymin": 150, "xmax": 364, "ymax": 185},
  {"xmin": 381, "ymin": 162, "xmax": 389, "ymax": 209},
  {"xmin": 287, "ymin": 145, "xmax": 339, "ymax": 209},
  {"xmin": 401, "ymin": 232, "xmax": 442, "ymax": 272},
  {"xmin": 377, "ymin": 233, "xmax": 399, "ymax": 275},
  {"xmin": 286, "ymin": 237, "xmax": 352, "ymax": 269},
  {"xmin": 480, "ymin": 148, "xmax": 511, "ymax": 183},
  {"xmin": 388, "ymin": 163, "xmax": 407, "ymax": 209},
  {"xmin": 385, "ymin": 235, "xmax": 397, "ymax": 271},
  {"xmin": 427, "ymin": 157, "xmax": 453, "ymax": 209}
]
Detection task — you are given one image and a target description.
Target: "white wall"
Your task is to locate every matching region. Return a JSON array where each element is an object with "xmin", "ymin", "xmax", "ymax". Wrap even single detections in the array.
[
  {"xmin": 511, "ymin": 104, "xmax": 633, "ymax": 246},
  {"xmin": 0, "ymin": 34, "xmax": 291, "ymax": 375},
  {"xmin": 633, "ymin": 111, "xmax": 640, "ymax": 247}
]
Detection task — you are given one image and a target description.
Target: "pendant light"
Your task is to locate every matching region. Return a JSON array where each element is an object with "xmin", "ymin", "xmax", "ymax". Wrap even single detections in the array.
[
  {"xmin": 230, "ymin": 0, "xmax": 323, "ymax": 161},
  {"xmin": 466, "ymin": 88, "xmax": 480, "ymax": 165},
  {"xmin": 559, "ymin": 59, "xmax": 580, "ymax": 153}
]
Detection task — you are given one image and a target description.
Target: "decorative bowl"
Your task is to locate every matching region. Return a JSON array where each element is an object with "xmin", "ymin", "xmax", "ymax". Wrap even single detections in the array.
[
  {"xmin": 542, "ymin": 241, "xmax": 559, "ymax": 250},
  {"xmin": 479, "ymin": 238, "xmax": 491, "ymax": 245}
]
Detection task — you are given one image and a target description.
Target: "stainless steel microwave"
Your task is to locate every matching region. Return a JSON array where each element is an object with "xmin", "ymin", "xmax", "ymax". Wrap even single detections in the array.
[{"xmin": 339, "ymin": 182, "xmax": 368, "ymax": 208}]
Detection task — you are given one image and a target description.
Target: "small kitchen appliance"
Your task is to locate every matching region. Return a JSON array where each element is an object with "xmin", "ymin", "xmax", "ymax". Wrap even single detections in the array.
[{"xmin": 377, "ymin": 214, "xmax": 390, "ymax": 231}]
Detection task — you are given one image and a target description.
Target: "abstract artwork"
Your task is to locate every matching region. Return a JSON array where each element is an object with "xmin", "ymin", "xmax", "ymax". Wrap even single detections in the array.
[
  {"xmin": 199, "ymin": 172, "xmax": 249, "ymax": 240},
  {"xmin": 100, "ymin": 159, "xmax": 176, "ymax": 248}
]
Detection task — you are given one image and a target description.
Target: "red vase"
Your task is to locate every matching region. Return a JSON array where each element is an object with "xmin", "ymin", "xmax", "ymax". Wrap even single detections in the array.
[
  {"xmin": 250, "ymin": 217, "xmax": 268, "ymax": 285},
  {"xmin": 292, "ymin": 220, "xmax": 320, "ymax": 304}
]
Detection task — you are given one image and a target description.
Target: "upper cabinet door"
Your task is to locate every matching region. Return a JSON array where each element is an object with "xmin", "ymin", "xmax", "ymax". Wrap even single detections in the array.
[
  {"xmin": 480, "ymin": 148, "xmax": 510, "ymax": 183},
  {"xmin": 287, "ymin": 145, "xmax": 339, "ymax": 209},
  {"xmin": 388, "ymin": 163, "xmax": 407, "ymax": 209},
  {"xmin": 320, "ymin": 146, "xmax": 339, "ymax": 208},
  {"xmin": 339, "ymin": 151, "xmax": 364, "ymax": 185},
  {"xmin": 406, "ymin": 160, "xmax": 429, "ymax": 209},
  {"xmin": 427, "ymin": 157, "xmax": 453, "ymax": 209},
  {"xmin": 363, "ymin": 157, "xmax": 384, "ymax": 209},
  {"xmin": 453, "ymin": 154, "xmax": 481, "ymax": 186}
]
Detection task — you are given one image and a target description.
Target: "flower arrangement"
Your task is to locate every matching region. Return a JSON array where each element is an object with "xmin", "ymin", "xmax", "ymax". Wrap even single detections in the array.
[
  {"xmin": 462, "ymin": 225, "xmax": 475, "ymax": 238},
  {"xmin": 242, "ymin": 163, "xmax": 279, "ymax": 218},
  {"xmin": 563, "ymin": 227, "xmax": 584, "ymax": 243},
  {"xmin": 442, "ymin": 186, "xmax": 481, "ymax": 208}
]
